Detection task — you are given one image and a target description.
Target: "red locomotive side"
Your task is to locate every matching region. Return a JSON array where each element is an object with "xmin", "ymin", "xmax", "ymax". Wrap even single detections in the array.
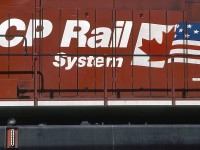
[{"xmin": 0, "ymin": 0, "xmax": 200, "ymax": 106}]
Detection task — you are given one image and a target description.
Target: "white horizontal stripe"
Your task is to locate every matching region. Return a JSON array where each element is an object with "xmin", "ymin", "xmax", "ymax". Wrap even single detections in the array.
[
  {"xmin": 176, "ymin": 101, "xmax": 200, "ymax": 105},
  {"xmin": 38, "ymin": 101, "xmax": 104, "ymax": 106},
  {"xmin": 172, "ymin": 40, "xmax": 200, "ymax": 46},
  {"xmin": 192, "ymin": 78, "xmax": 200, "ymax": 81},
  {"xmin": 0, "ymin": 101, "xmax": 34, "ymax": 106},
  {"xmin": 170, "ymin": 49, "xmax": 200, "ymax": 55},
  {"xmin": 168, "ymin": 57, "xmax": 185, "ymax": 63},
  {"xmin": 108, "ymin": 101, "xmax": 172, "ymax": 106},
  {"xmin": 167, "ymin": 48, "xmax": 200, "ymax": 64},
  {"xmin": 168, "ymin": 58, "xmax": 200, "ymax": 64},
  {"xmin": 172, "ymin": 40, "xmax": 184, "ymax": 45},
  {"xmin": 1, "ymin": 100, "xmax": 200, "ymax": 106}
]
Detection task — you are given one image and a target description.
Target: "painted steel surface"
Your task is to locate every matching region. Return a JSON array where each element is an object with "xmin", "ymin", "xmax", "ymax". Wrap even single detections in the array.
[
  {"xmin": 14, "ymin": 125, "xmax": 200, "ymax": 149},
  {"xmin": 0, "ymin": 0, "xmax": 200, "ymax": 105},
  {"xmin": 2, "ymin": 125, "xmax": 200, "ymax": 149}
]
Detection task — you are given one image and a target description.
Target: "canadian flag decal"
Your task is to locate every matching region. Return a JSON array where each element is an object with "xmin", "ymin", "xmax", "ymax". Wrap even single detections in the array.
[
  {"xmin": 139, "ymin": 27, "xmax": 174, "ymax": 62},
  {"xmin": 132, "ymin": 23, "xmax": 174, "ymax": 68}
]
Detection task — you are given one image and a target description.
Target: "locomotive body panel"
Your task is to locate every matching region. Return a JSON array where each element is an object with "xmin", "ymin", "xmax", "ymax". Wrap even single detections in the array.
[{"xmin": 0, "ymin": 0, "xmax": 200, "ymax": 106}]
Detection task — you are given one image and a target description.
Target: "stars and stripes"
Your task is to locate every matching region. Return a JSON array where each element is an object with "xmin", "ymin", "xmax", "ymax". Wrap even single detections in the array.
[
  {"xmin": 169, "ymin": 22, "xmax": 200, "ymax": 64},
  {"xmin": 173, "ymin": 22, "xmax": 200, "ymax": 45}
]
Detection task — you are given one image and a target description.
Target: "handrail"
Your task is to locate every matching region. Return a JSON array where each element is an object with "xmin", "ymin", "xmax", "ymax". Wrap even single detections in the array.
[
  {"xmin": 0, "ymin": 47, "xmax": 199, "ymax": 105},
  {"xmin": 0, "ymin": 53, "xmax": 200, "ymax": 57},
  {"xmin": 18, "ymin": 88, "xmax": 200, "ymax": 98},
  {"xmin": 0, "ymin": 71, "xmax": 44, "ymax": 90}
]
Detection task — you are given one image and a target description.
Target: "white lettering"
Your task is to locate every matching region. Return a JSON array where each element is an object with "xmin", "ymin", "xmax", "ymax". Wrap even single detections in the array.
[
  {"xmin": 110, "ymin": 21, "xmax": 124, "ymax": 47},
  {"xmin": 120, "ymin": 21, "xmax": 132, "ymax": 47},
  {"xmin": 77, "ymin": 57, "xmax": 87, "ymax": 67},
  {"xmin": 94, "ymin": 57, "xmax": 104, "ymax": 67},
  {"xmin": 0, "ymin": 19, "xmax": 132, "ymax": 48},
  {"xmin": 0, "ymin": 19, "xmax": 25, "ymax": 47},
  {"xmin": 53, "ymin": 52, "xmax": 123, "ymax": 70},
  {"xmin": 61, "ymin": 20, "xmax": 90, "ymax": 47},
  {"xmin": 88, "ymin": 28, "xmax": 112, "ymax": 48},
  {"xmin": 53, "ymin": 52, "xmax": 66, "ymax": 67},
  {"xmin": 87, "ymin": 56, "xmax": 94, "ymax": 67},
  {"xmin": 65, "ymin": 57, "xmax": 77, "ymax": 70},
  {"xmin": 25, "ymin": 19, "xmax": 53, "ymax": 46}
]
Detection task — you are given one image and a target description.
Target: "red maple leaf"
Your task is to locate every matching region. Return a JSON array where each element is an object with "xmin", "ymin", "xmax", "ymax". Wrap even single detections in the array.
[{"xmin": 140, "ymin": 28, "xmax": 175, "ymax": 61}]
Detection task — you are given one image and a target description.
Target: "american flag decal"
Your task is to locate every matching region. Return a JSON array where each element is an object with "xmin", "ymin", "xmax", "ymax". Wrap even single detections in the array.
[{"xmin": 169, "ymin": 22, "xmax": 200, "ymax": 64}]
